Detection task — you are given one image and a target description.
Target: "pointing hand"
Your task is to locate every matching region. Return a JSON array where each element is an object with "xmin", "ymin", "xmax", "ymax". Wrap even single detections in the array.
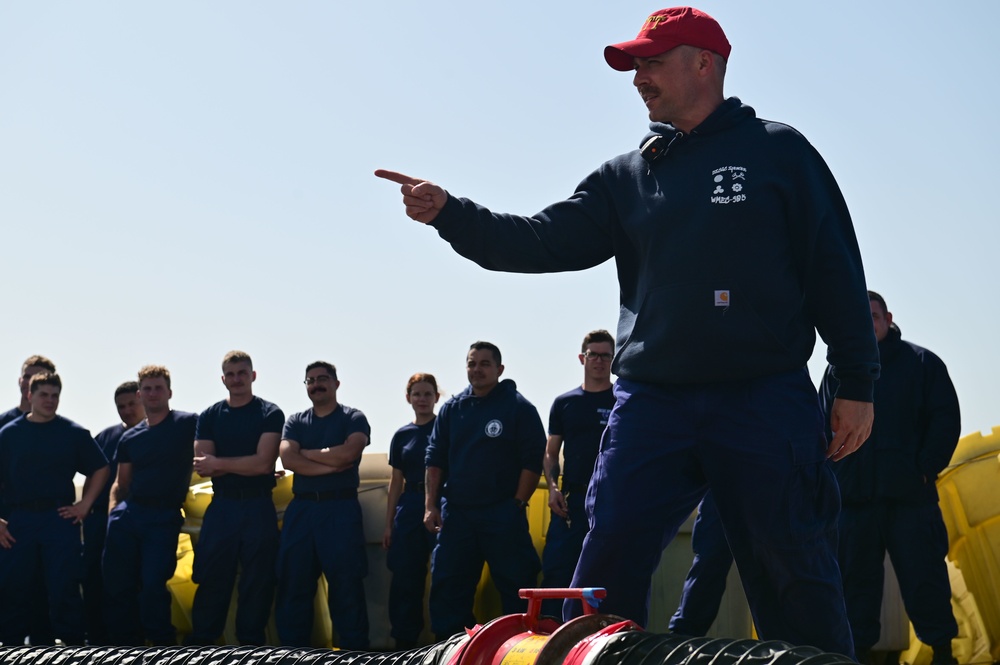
[{"xmin": 375, "ymin": 169, "xmax": 448, "ymax": 224}]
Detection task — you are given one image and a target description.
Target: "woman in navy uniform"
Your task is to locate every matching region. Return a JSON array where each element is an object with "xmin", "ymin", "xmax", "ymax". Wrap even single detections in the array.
[{"xmin": 382, "ymin": 373, "xmax": 440, "ymax": 649}]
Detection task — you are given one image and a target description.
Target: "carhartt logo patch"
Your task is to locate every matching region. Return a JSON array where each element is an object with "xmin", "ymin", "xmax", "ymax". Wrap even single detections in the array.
[
  {"xmin": 485, "ymin": 419, "xmax": 503, "ymax": 438},
  {"xmin": 715, "ymin": 290, "xmax": 730, "ymax": 307},
  {"xmin": 710, "ymin": 166, "xmax": 747, "ymax": 204}
]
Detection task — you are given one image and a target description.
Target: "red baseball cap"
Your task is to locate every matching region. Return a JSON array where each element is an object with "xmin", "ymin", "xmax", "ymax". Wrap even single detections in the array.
[{"xmin": 604, "ymin": 7, "xmax": 731, "ymax": 71}]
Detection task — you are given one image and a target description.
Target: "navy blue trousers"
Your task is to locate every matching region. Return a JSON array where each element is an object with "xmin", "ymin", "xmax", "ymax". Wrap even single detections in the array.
[
  {"xmin": 429, "ymin": 498, "xmax": 540, "ymax": 639},
  {"xmin": 0, "ymin": 509, "xmax": 85, "ymax": 646},
  {"xmin": 540, "ymin": 488, "xmax": 588, "ymax": 618},
  {"xmin": 839, "ymin": 499, "xmax": 957, "ymax": 651},
  {"xmin": 386, "ymin": 490, "xmax": 436, "ymax": 645},
  {"xmin": 567, "ymin": 371, "xmax": 854, "ymax": 657},
  {"xmin": 103, "ymin": 502, "xmax": 183, "ymax": 645},
  {"xmin": 188, "ymin": 495, "xmax": 279, "ymax": 645},
  {"xmin": 669, "ymin": 491, "xmax": 734, "ymax": 636},
  {"xmin": 82, "ymin": 506, "xmax": 111, "ymax": 644},
  {"xmin": 276, "ymin": 497, "xmax": 369, "ymax": 650}
]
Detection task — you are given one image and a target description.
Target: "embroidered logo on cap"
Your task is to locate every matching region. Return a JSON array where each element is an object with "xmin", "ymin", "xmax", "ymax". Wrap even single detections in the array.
[{"xmin": 485, "ymin": 419, "xmax": 503, "ymax": 438}]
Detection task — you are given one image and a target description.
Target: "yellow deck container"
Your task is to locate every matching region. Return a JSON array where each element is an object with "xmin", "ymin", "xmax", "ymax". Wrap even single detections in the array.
[{"xmin": 936, "ymin": 426, "xmax": 1000, "ymax": 662}]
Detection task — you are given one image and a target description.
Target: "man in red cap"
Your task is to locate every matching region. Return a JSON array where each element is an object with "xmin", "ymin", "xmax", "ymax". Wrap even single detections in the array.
[{"xmin": 376, "ymin": 7, "xmax": 876, "ymax": 657}]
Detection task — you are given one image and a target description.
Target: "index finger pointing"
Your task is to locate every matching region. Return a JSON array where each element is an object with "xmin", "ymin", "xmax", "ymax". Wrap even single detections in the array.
[{"xmin": 374, "ymin": 169, "xmax": 423, "ymax": 186}]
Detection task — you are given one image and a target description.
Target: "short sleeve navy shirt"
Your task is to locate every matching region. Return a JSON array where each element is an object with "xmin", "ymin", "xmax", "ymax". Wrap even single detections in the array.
[
  {"xmin": 92, "ymin": 423, "xmax": 132, "ymax": 513},
  {"xmin": 282, "ymin": 404, "xmax": 370, "ymax": 493},
  {"xmin": 196, "ymin": 396, "xmax": 285, "ymax": 492},
  {"xmin": 548, "ymin": 386, "xmax": 615, "ymax": 486},
  {"xmin": 117, "ymin": 410, "xmax": 197, "ymax": 508},
  {"xmin": 388, "ymin": 418, "xmax": 435, "ymax": 487},
  {"xmin": 0, "ymin": 415, "xmax": 107, "ymax": 506}
]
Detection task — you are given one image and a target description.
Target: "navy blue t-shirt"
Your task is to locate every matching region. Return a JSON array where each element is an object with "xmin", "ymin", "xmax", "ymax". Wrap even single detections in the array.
[
  {"xmin": 196, "ymin": 396, "xmax": 285, "ymax": 492},
  {"xmin": 282, "ymin": 404, "xmax": 370, "ymax": 493},
  {"xmin": 0, "ymin": 415, "xmax": 107, "ymax": 506},
  {"xmin": 0, "ymin": 407, "xmax": 26, "ymax": 429},
  {"xmin": 92, "ymin": 423, "xmax": 132, "ymax": 514},
  {"xmin": 426, "ymin": 380, "xmax": 545, "ymax": 506},
  {"xmin": 548, "ymin": 386, "xmax": 615, "ymax": 486},
  {"xmin": 388, "ymin": 418, "xmax": 435, "ymax": 486},
  {"xmin": 117, "ymin": 410, "xmax": 197, "ymax": 508},
  {"xmin": 0, "ymin": 408, "xmax": 20, "ymax": 514}
]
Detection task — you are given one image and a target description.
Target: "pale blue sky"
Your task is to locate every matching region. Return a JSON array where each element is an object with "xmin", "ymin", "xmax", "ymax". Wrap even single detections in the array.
[{"xmin": 2, "ymin": 1, "xmax": 997, "ymax": 452}]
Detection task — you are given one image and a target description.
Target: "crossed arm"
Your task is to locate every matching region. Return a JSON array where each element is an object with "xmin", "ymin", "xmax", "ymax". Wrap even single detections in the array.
[
  {"xmin": 279, "ymin": 432, "xmax": 368, "ymax": 476},
  {"xmin": 193, "ymin": 433, "xmax": 280, "ymax": 477}
]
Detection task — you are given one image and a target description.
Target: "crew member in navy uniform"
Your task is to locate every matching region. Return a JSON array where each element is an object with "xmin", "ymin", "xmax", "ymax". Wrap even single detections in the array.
[
  {"xmin": 0, "ymin": 372, "xmax": 109, "ymax": 647},
  {"xmin": 187, "ymin": 351, "xmax": 284, "ymax": 646},
  {"xmin": 0, "ymin": 354, "xmax": 59, "ymax": 645},
  {"xmin": 424, "ymin": 341, "xmax": 545, "ymax": 640},
  {"xmin": 376, "ymin": 7, "xmax": 880, "ymax": 655},
  {"xmin": 540, "ymin": 330, "xmax": 615, "ymax": 617},
  {"xmin": 668, "ymin": 491, "xmax": 733, "ymax": 636},
  {"xmin": 277, "ymin": 361, "xmax": 371, "ymax": 649},
  {"xmin": 820, "ymin": 292, "xmax": 961, "ymax": 665},
  {"xmin": 84, "ymin": 380, "xmax": 146, "ymax": 645},
  {"xmin": 383, "ymin": 372, "xmax": 441, "ymax": 649},
  {"xmin": 103, "ymin": 365, "xmax": 197, "ymax": 646}
]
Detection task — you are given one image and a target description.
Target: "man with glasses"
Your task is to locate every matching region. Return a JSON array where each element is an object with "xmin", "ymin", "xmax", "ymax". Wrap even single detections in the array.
[
  {"xmin": 276, "ymin": 361, "xmax": 370, "ymax": 649},
  {"xmin": 187, "ymin": 351, "xmax": 285, "ymax": 646},
  {"xmin": 539, "ymin": 330, "xmax": 615, "ymax": 617}
]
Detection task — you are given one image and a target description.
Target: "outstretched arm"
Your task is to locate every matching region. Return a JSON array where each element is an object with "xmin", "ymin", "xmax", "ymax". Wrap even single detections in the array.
[{"xmin": 375, "ymin": 170, "xmax": 448, "ymax": 224}]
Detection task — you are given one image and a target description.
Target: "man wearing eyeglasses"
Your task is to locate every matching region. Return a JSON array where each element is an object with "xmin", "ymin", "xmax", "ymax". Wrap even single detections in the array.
[
  {"xmin": 186, "ymin": 351, "xmax": 285, "ymax": 646},
  {"xmin": 539, "ymin": 330, "xmax": 616, "ymax": 617},
  {"xmin": 276, "ymin": 361, "xmax": 371, "ymax": 649}
]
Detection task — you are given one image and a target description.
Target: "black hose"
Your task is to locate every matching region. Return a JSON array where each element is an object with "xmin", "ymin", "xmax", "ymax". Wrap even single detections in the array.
[
  {"xmin": 0, "ymin": 636, "xmax": 468, "ymax": 665},
  {"xmin": 1, "ymin": 632, "xmax": 854, "ymax": 665},
  {"xmin": 588, "ymin": 632, "xmax": 855, "ymax": 665}
]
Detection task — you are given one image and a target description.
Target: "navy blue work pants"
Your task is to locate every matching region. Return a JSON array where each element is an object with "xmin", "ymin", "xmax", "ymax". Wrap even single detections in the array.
[
  {"xmin": 386, "ymin": 489, "xmax": 436, "ymax": 645},
  {"xmin": 567, "ymin": 371, "xmax": 854, "ymax": 657},
  {"xmin": 102, "ymin": 502, "xmax": 183, "ymax": 645},
  {"xmin": 429, "ymin": 498, "xmax": 541, "ymax": 639},
  {"xmin": 82, "ymin": 506, "xmax": 110, "ymax": 644},
  {"xmin": 275, "ymin": 497, "xmax": 369, "ymax": 650},
  {"xmin": 669, "ymin": 491, "xmax": 734, "ymax": 636},
  {"xmin": 839, "ymin": 499, "xmax": 957, "ymax": 651},
  {"xmin": 0, "ymin": 509, "xmax": 85, "ymax": 646},
  {"xmin": 540, "ymin": 488, "xmax": 588, "ymax": 618},
  {"xmin": 188, "ymin": 495, "xmax": 279, "ymax": 645}
]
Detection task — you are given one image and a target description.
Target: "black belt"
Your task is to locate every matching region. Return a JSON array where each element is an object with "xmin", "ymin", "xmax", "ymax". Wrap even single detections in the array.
[
  {"xmin": 214, "ymin": 487, "xmax": 273, "ymax": 500},
  {"xmin": 294, "ymin": 488, "xmax": 357, "ymax": 501},
  {"xmin": 10, "ymin": 499, "xmax": 62, "ymax": 512},
  {"xmin": 404, "ymin": 482, "xmax": 425, "ymax": 493},
  {"xmin": 561, "ymin": 482, "xmax": 588, "ymax": 495},
  {"xmin": 130, "ymin": 496, "xmax": 180, "ymax": 509}
]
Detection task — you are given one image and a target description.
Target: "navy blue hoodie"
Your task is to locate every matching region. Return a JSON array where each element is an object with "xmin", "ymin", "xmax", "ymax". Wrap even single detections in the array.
[
  {"xmin": 820, "ymin": 325, "xmax": 960, "ymax": 502},
  {"xmin": 425, "ymin": 379, "xmax": 545, "ymax": 507},
  {"xmin": 431, "ymin": 98, "xmax": 879, "ymax": 400}
]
